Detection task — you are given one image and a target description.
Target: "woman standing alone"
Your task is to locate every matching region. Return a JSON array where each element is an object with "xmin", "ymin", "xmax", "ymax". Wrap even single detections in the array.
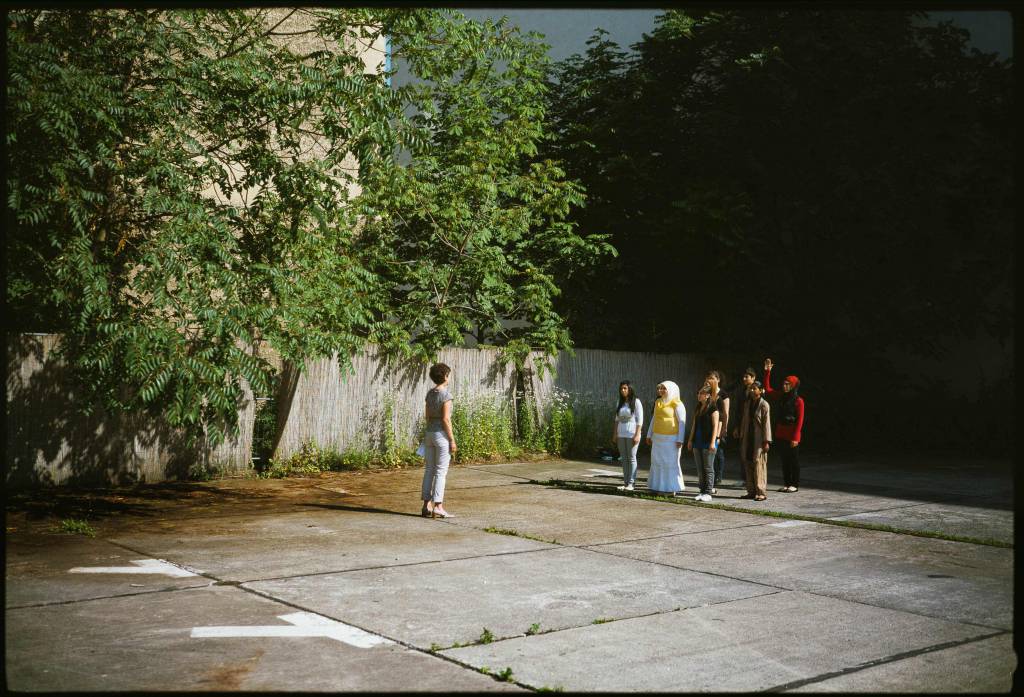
[
  {"xmin": 645, "ymin": 381, "xmax": 686, "ymax": 495},
  {"xmin": 421, "ymin": 363, "xmax": 457, "ymax": 518}
]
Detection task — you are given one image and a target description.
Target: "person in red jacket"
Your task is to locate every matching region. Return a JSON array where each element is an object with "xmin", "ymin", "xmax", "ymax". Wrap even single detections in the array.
[{"xmin": 763, "ymin": 358, "xmax": 804, "ymax": 492}]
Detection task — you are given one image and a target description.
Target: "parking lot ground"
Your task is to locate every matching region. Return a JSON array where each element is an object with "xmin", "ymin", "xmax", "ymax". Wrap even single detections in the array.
[{"xmin": 5, "ymin": 452, "xmax": 1017, "ymax": 692}]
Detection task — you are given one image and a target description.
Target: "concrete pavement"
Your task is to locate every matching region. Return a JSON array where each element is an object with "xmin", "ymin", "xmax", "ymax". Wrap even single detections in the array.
[{"xmin": 5, "ymin": 451, "xmax": 1017, "ymax": 691}]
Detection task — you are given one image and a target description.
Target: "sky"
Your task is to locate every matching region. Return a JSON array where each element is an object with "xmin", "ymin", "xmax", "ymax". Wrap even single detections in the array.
[{"xmin": 395, "ymin": 9, "xmax": 1011, "ymax": 81}]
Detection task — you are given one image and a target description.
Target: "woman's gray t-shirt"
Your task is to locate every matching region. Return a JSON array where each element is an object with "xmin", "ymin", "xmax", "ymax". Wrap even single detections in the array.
[{"xmin": 425, "ymin": 387, "xmax": 452, "ymax": 432}]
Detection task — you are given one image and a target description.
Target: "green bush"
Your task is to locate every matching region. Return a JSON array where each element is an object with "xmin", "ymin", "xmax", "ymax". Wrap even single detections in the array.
[{"xmin": 259, "ymin": 386, "xmax": 616, "ymax": 478}]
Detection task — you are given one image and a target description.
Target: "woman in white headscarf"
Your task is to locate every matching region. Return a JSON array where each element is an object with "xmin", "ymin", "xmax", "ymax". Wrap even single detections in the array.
[{"xmin": 645, "ymin": 380, "xmax": 687, "ymax": 495}]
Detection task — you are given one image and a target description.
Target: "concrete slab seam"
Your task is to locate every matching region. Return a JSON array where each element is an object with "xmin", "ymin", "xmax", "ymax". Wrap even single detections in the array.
[
  {"xmin": 579, "ymin": 520, "xmax": 777, "ymax": 548},
  {"xmin": 531, "ymin": 480, "xmax": 1014, "ymax": 549},
  {"xmin": 765, "ymin": 630, "xmax": 1010, "ymax": 692},
  {"xmin": 578, "ymin": 543, "xmax": 796, "ymax": 592},
  {"xmin": 794, "ymin": 588, "xmax": 1014, "ymax": 634},
  {"xmin": 236, "ymin": 581, "xmax": 535, "ymax": 689},
  {"xmin": 229, "ymin": 544, "xmax": 567, "ymax": 584},
  {"xmin": 5, "ymin": 583, "xmax": 218, "ymax": 611}
]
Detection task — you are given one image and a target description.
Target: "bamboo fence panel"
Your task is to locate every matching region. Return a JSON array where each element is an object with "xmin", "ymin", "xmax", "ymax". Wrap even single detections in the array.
[
  {"xmin": 272, "ymin": 345, "xmax": 517, "ymax": 457},
  {"xmin": 8, "ymin": 333, "xmax": 738, "ymax": 486},
  {"xmin": 6, "ymin": 334, "xmax": 254, "ymax": 488}
]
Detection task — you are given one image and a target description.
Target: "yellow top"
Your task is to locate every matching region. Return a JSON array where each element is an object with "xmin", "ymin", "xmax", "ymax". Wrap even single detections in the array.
[{"xmin": 651, "ymin": 398, "xmax": 682, "ymax": 435}]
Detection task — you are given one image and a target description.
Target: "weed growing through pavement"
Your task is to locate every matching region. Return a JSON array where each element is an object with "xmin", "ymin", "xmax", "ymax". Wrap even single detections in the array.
[
  {"xmin": 482, "ymin": 526, "xmax": 559, "ymax": 545},
  {"xmin": 496, "ymin": 667, "xmax": 514, "ymax": 682},
  {"xmin": 55, "ymin": 518, "xmax": 95, "ymax": 537},
  {"xmin": 537, "ymin": 687, "xmax": 565, "ymax": 692},
  {"xmin": 592, "ymin": 617, "xmax": 612, "ymax": 624},
  {"xmin": 526, "ymin": 622, "xmax": 541, "ymax": 635},
  {"xmin": 479, "ymin": 627, "xmax": 495, "ymax": 644},
  {"xmin": 429, "ymin": 643, "xmax": 442, "ymax": 653}
]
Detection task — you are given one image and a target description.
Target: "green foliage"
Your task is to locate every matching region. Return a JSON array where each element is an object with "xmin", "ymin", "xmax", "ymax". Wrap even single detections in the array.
[
  {"xmin": 478, "ymin": 627, "xmax": 495, "ymax": 644},
  {"xmin": 257, "ymin": 440, "xmax": 413, "ymax": 478},
  {"xmin": 540, "ymin": 389, "xmax": 607, "ymax": 459},
  {"xmin": 187, "ymin": 460, "xmax": 229, "ymax": 482},
  {"xmin": 450, "ymin": 393, "xmax": 518, "ymax": 463},
  {"xmin": 526, "ymin": 622, "xmax": 541, "ymax": 635},
  {"xmin": 591, "ymin": 617, "xmax": 611, "ymax": 625},
  {"xmin": 496, "ymin": 667, "xmax": 514, "ymax": 682},
  {"xmin": 56, "ymin": 518, "xmax": 96, "ymax": 537},
  {"xmin": 7, "ymin": 8, "xmax": 610, "ymax": 449}
]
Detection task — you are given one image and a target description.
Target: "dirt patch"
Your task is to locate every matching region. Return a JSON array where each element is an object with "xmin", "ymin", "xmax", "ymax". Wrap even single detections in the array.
[{"xmin": 197, "ymin": 650, "xmax": 264, "ymax": 689}]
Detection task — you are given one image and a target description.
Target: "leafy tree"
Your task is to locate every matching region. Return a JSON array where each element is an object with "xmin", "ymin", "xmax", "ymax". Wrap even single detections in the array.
[
  {"xmin": 6, "ymin": 8, "xmax": 610, "ymax": 445},
  {"xmin": 543, "ymin": 9, "xmax": 1013, "ymax": 449}
]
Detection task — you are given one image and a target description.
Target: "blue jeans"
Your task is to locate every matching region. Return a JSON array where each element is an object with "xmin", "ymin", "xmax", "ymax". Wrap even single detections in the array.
[
  {"xmin": 617, "ymin": 437, "xmax": 639, "ymax": 485},
  {"xmin": 713, "ymin": 441, "xmax": 726, "ymax": 484},
  {"xmin": 693, "ymin": 448, "xmax": 716, "ymax": 495}
]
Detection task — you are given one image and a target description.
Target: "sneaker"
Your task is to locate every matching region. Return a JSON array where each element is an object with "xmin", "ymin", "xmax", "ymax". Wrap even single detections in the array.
[
  {"xmin": 711, "ymin": 488, "xmax": 717, "ymax": 495},
  {"xmin": 624, "ymin": 484, "xmax": 634, "ymax": 491},
  {"xmin": 703, "ymin": 494, "xmax": 713, "ymax": 502},
  {"xmin": 778, "ymin": 487, "xmax": 789, "ymax": 492},
  {"xmin": 616, "ymin": 485, "xmax": 626, "ymax": 490},
  {"xmin": 693, "ymin": 494, "xmax": 704, "ymax": 501}
]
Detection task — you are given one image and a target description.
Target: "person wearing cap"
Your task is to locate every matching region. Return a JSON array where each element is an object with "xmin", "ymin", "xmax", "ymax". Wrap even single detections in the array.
[
  {"xmin": 644, "ymin": 380, "xmax": 687, "ymax": 495},
  {"xmin": 763, "ymin": 358, "xmax": 805, "ymax": 492}
]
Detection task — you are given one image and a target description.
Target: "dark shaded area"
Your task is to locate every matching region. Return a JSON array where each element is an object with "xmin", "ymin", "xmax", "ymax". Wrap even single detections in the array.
[
  {"xmin": 541, "ymin": 9, "xmax": 1014, "ymax": 456},
  {"xmin": 298, "ymin": 502, "xmax": 425, "ymax": 519},
  {"xmin": 5, "ymin": 335, "xmax": 206, "ymax": 489},
  {"xmin": 544, "ymin": 447, "xmax": 1013, "ymax": 511},
  {"xmin": 4, "ymin": 480, "xmax": 280, "ymax": 523}
]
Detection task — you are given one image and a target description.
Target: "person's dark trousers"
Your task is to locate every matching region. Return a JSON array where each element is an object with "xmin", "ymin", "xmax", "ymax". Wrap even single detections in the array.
[
  {"xmin": 713, "ymin": 441, "xmax": 726, "ymax": 485},
  {"xmin": 780, "ymin": 442, "xmax": 800, "ymax": 488}
]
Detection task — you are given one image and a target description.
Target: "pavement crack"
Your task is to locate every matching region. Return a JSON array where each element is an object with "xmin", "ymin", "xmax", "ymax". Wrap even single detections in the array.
[
  {"xmin": 765, "ymin": 631, "xmax": 1009, "ymax": 692},
  {"xmin": 6, "ymin": 583, "xmax": 217, "ymax": 610}
]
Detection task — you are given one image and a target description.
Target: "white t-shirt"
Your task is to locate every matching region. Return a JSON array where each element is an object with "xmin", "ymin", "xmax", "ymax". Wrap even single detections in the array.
[{"xmin": 614, "ymin": 399, "xmax": 644, "ymax": 438}]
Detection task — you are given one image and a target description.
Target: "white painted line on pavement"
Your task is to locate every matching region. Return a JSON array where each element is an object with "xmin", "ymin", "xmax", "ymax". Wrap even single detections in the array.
[
  {"xmin": 69, "ymin": 559, "xmax": 198, "ymax": 577},
  {"xmin": 191, "ymin": 611, "xmax": 393, "ymax": 648}
]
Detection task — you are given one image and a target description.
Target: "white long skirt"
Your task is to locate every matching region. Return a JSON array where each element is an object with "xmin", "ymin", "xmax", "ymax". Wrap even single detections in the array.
[{"xmin": 648, "ymin": 433, "xmax": 685, "ymax": 493}]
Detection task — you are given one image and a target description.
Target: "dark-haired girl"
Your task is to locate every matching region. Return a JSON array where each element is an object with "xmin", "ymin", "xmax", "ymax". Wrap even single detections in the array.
[
  {"xmin": 686, "ymin": 386, "xmax": 720, "ymax": 502},
  {"xmin": 763, "ymin": 358, "xmax": 805, "ymax": 493},
  {"xmin": 611, "ymin": 381, "xmax": 644, "ymax": 491},
  {"xmin": 739, "ymin": 380, "xmax": 772, "ymax": 501}
]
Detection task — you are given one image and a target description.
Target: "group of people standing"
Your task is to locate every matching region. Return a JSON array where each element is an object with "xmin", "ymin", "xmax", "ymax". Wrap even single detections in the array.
[
  {"xmin": 611, "ymin": 359, "xmax": 805, "ymax": 502},
  {"xmin": 416, "ymin": 359, "xmax": 805, "ymax": 518}
]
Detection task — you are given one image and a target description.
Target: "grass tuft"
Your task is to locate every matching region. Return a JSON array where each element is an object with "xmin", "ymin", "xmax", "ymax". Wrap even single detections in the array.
[{"xmin": 55, "ymin": 518, "xmax": 95, "ymax": 537}]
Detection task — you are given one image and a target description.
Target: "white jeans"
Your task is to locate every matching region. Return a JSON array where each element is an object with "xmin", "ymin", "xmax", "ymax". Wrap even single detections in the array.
[{"xmin": 421, "ymin": 431, "xmax": 451, "ymax": 502}]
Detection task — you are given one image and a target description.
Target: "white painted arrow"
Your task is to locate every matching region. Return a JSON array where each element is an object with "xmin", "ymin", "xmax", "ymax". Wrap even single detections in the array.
[
  {"xmin": 191, "ymin": 611, "xmax": 392, "ymax": 648},
  {"xmin": 582, "ymin": 468, "xmax": 621, "ymax": 477},
  {"xmin": 69, "ymin": 559, "xmax": 197, "ymax": 577}
]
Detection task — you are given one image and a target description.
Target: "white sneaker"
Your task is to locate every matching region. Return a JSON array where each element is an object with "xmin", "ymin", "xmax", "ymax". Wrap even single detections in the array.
[
  {"xmin": 692, "ymin": 494, "xmax": 703, "ymax": 501},
  {"xmin": 616, "ymin": 485, "xmax": 626, "ymax": 490},
  {"xmin": 704, "ymin": 494, "xmax": 713, "ymax": 502},
  {"xmin": 624, "ymin": 484, "xmax": 634, "ymax": 491}
]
